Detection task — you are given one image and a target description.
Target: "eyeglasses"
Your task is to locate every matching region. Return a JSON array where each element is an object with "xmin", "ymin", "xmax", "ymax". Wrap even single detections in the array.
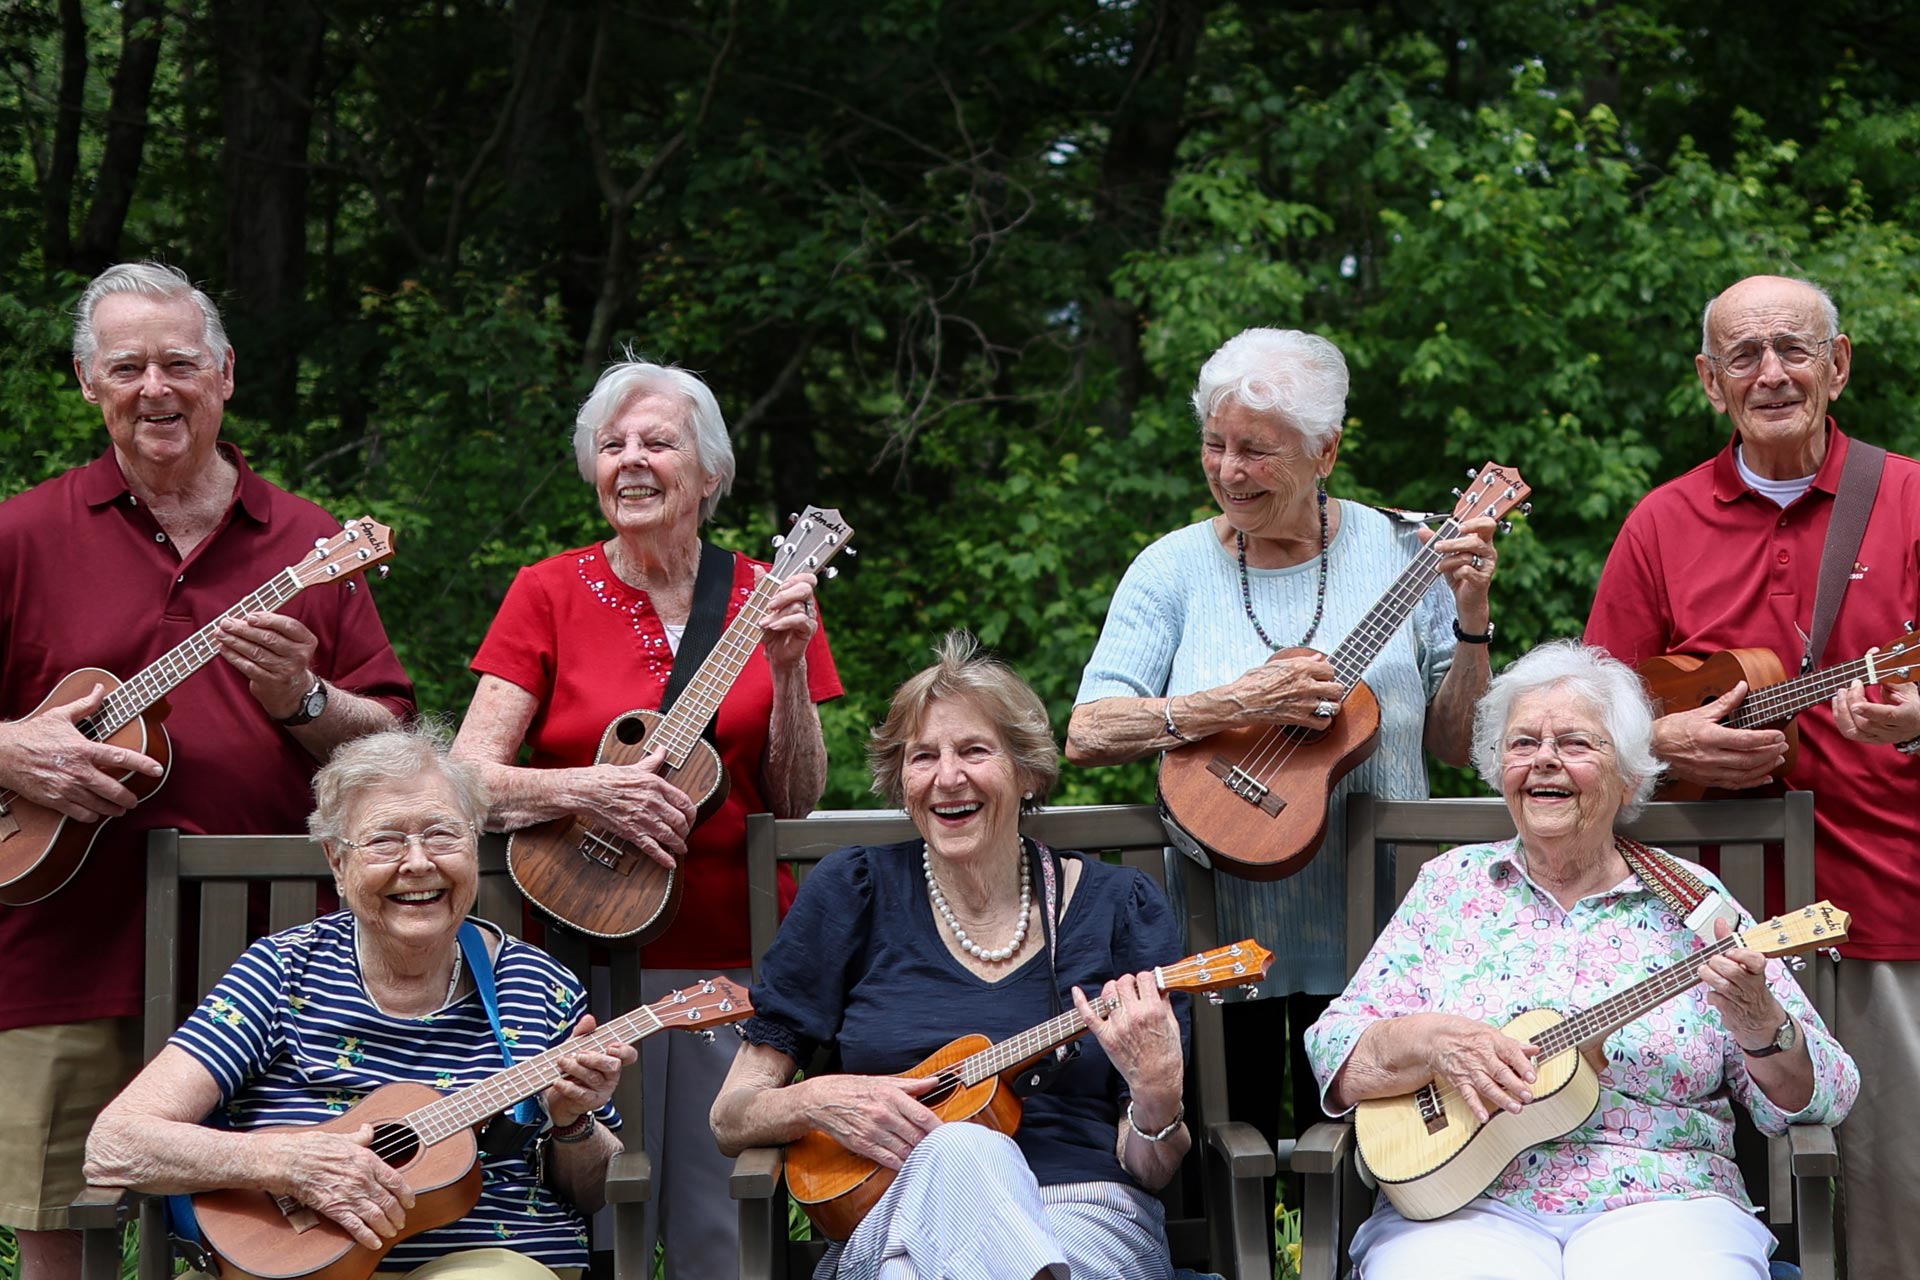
[
  {"xmin": 338, "ymin": 821, "xmax": 471, "ymax": 863},
  {"xmin": 1502, "ymin": 733, "xmax": 1611, "ymax": 761},
  {"xmin": 1705, "ymin": 335, "xmax": 1833, "ymax": 379}
]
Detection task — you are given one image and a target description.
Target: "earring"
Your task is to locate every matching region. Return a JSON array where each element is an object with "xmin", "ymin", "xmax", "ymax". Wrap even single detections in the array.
[{"xmin": 1315, "ymin": 473, "xmax": 1327, "ymax": 494}]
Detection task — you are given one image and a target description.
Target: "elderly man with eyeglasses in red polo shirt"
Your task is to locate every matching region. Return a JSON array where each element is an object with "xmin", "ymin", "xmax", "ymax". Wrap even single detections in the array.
[
  {"xmin": 1585, "ymin": 274, "xmax": 1920, "ymax": 1278},
  {"xmin": 0, "ymin": 261, "xmax": 414, "ymax": 1280}
]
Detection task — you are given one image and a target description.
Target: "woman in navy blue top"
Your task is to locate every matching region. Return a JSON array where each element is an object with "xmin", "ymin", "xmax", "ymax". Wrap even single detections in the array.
[{"xmin": 712, "ymin": 634, "xmax": 1191, "ymax": 1280}]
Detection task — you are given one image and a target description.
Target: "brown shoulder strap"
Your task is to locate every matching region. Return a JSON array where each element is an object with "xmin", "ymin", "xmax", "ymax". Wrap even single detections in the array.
[{"xmin": 1805, "ymin": 439, "xmax": 1888, "ymax": 671}]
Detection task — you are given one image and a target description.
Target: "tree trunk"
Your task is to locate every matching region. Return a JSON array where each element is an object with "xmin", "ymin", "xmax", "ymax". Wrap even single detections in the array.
[
  {"xmin": 1088, "ymin": 0, "xmax": 1211, "ymax": 434},
  {"xmin": 41, "ymin": 0, "xmax": 86, "ymax": 275},
  {"xmin": 213, "ymin": 0, "xmax": 327, "ymax": 432},
  {"xmin": 73, "ymin": 0, "xmax": 164, "ymax": 274}
]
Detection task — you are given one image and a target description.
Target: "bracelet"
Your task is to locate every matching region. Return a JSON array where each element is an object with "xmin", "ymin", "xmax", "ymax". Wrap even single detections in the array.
[
  {"xmin": 1163, "ymin": 698, "xmax": 1192, "ymax": 744},
  {"xmin": 550, "ymin": 1112, "xmax": 597, "ymax": 1143},
  {"xmin": 1126, "ymin": 1099, "xmax": 1184, "ymax": 1142},
  {"xmin": 1896, "ymin": 734, "xmax": 1920, "ymax": 756},
  {"xmin": 1451, "ymin": 618, "xmax": 1495, "ymax": 645}
]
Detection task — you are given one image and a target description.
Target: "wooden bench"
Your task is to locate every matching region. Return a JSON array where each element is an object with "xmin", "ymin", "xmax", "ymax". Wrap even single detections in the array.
[
  {"xmin": 70, "ymin": 828, "xmax": 653, "ymax": 1280},
  {"xmin": 731, "ymin": 804, "xmax": 1274, "ymax": 1280},
  {"xmin": 1293, "ymin": 791, "xmax": 1838, "ymax": 1280}
]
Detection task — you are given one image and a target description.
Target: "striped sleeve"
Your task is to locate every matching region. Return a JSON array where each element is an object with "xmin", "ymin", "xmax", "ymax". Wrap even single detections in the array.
[{"xmin": 169, "ymin": 936, "xmax": 288, "ymax": 1101}]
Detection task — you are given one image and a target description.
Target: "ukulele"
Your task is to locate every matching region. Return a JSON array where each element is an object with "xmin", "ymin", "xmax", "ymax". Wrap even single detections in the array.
[
  {"xmin": 1638, "ymin": 630, "xmax": 1920, "ymax": 800},
  {"xmin": 506, "ymin": 506, "xmax": 854, "ymax": 942},
  {"xmin": 0, "ymin": 518, "xmax": 397, "ymax": 906},
  {"xmin": 784, "ymin": 940, "xmax": 1274, "ymax": 1241},
  {"xmin": 192, "ymin": 976, "xmax": 751, "ymax": 1280},
  {"xmin": 1158, "ymin": 464, "xmax": 1531, "ymax": 882},
  {"xmin": 1354, "ymin": 901, "xmax": 1847, "ymax": 1222}
]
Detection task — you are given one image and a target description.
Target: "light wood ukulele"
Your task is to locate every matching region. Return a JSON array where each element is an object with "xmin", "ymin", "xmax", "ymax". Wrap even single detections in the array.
[
  {"xmin": 1638, "ymin": 630, "xmax": 1920, "ymax": 800},
  {"xmin": 193, "ymin": 977, "xmax": 751, "ymax": 1280},
  {"xmin": 506, "ymin": 506, "xmax": 853, "ymax": 942},
  {"xmin": 1158, "ymin": 464, "xmax": 1531, "ymax": 882},
  {"xmin": 0, "ymin": 518, "xmax": 397, "ymax": 905},
  {"xmin": 1354, "ymin": 901, "xmax": 1847, "ymax": 1222},
  {"xmin": 784, "ymin": 940, "xmax": 1274, "ymax": 1241}
]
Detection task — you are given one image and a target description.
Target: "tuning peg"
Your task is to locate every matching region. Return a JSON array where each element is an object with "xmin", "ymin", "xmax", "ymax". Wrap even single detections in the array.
[
  {"xmin": 376, "ymin": 565, "xmax": 391, "ymax": 580},
  {"xmin": 788, "ymin": 511, "xmax": 799, "ymax": 524},
  {"xmin": 1450, "ymin": 487, "xmax": 1463, "ymax": 498},
  {"xmin": 698, "ymin": 1030, "xmax": 716, "ymax": 1044},
  {"xmin": 1498, "ymin": 520, "xmax": 1513, "ymax": 534},
  {"xmin": 823, "ymin": 566, "xmax": 839, "ymax": 579},
  {"xmin": 1206, "ymin": 991, "xmax": 1225, "ymax": 1005},
  {"xmin": 1520, "ymin": 502, "xmax": 1532, "ymax": 515},
  {"xmin": 1466, "ymin": 467, "xmax": 1478, "ymax": 479},
  {"xmin": 770, "ymin": 535, "xmax": 785, "ymax": 549},
  {"xmin": 844, "ymin": 546, "xmax": 858, "ymax": 557}
]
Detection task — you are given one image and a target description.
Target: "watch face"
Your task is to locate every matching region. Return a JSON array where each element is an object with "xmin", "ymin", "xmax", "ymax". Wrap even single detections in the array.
[
  {"xmin": 1775, "ymin": 1018, "xmax": 1798, "ymax": 1052},
  {"xmin": 304, "ymin": 687, "xmax": 328, "ymax": 717}
]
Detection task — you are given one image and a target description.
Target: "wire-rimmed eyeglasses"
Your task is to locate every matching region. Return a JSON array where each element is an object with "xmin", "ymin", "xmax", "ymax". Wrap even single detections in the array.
[
  {"xmin": 338, "ymin": 821, "xmax": 472, "ymax": 863},
  {"xmin": 1704, "ymin": 335, "xmax": 1833, "ymax": 379}
]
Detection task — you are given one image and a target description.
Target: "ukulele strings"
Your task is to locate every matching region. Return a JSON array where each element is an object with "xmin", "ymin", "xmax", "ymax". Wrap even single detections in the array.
[
  {"xmin": 1404, "ymin": 934, "xmax": 1742, "ymax": 1124},
  {"xmin": 1235, "ymin": 521, "xmax": 1460, "ymax": 784}
]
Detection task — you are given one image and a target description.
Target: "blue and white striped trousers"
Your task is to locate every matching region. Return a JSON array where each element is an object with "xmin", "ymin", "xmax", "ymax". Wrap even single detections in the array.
[{"xmin": 817, "ymin": 1123, "xmax": 1175, "ymax": 1280}]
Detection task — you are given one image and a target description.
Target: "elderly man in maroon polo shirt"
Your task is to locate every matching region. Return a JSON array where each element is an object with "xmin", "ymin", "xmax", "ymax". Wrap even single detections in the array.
[
  {"xmin": 1585, "ymin": 274, "xmax": 1920, "ymax": 1277},
  {"xmin": 0, "ymin": 262, "xmax": 414, "ymax": 1280}
]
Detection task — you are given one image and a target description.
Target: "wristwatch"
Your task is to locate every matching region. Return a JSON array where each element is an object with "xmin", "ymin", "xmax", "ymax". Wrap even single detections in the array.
[
  {"xmin": 1452, "ymin": 619, "xmax": 1495, "ymax": 645},
  {"xmin": 278, "ymin": 677, "xmax": 329, "ymax": 727},
  {"xmin": 1742, "ymin": 1016, "xmax": 1799, "ymax": 1059}
]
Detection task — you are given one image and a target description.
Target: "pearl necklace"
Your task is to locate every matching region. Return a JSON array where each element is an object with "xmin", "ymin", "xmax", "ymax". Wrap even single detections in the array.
[{"xmin": 924, "ymin": 846, "xmax": 1031, "ymax": 962}]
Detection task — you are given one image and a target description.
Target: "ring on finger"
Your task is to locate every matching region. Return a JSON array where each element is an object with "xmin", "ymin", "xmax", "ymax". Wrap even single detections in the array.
[
  {"xmin": 1313, "ymin": 699, "xmax": 1338, "ymax": 719},
  {"xmin": 1471, "ymin": 555, "xmax": 1484, "ymax": 569}
]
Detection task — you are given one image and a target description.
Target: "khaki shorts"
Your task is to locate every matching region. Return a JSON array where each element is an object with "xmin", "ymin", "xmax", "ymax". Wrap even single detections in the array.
[{"xmin": 0, "ymin": 1017, "xmax": 143, "ymax": 1231}]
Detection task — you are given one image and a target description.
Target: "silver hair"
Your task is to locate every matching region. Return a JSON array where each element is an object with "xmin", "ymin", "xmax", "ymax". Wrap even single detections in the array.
[
  {"xmin": 1190, "ymin": 328, "xmax": 1349, "ymax": 448},
  {"xmin": 868, "ymin": 631, "xmax": 1059, "ymax": 814},
  {"xmin": 571, "ymin": 355, "xmax": 736, "ymax": 526},
  {"xmin": 73, "ymin": 261, "xmax": 231, "ymax": 377},
  {"xmin": 1470, "ymin": 640, "xmax": 1666, "ymax": 821},
  {"xmin": 1700, "ymin": 276, "xmax": 1841, "ymax": 356},
  {"xmin": 307, "ymin": 722, "xmax": 491, "ymax": 845}
]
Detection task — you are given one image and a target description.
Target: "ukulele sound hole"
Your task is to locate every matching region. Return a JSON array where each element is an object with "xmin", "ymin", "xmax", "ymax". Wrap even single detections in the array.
[
  {"xmin": 920, "ymin": 1078, "xmax": 959, "ymax": 1108},
  {"xmin": 615, "ymin": 717, "xmax": 648, "ymax": 747},
  {"xmin": 371, "ymin": 1121, "xmax": 422, "ymax": 1168}
]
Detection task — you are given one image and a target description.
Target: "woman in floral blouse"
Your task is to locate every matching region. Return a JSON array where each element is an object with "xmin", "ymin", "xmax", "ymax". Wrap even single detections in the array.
[{"xmin": 1306, "ymin": 641, "xmax": 1857, "ymax": 1278}]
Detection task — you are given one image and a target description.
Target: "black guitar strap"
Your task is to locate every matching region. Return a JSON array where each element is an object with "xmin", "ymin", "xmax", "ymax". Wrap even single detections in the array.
[
  {"xmin": 1011, "ymin": 837, "xmax": 1079, "ymax": 1098},
  {"xmin": 658, "ymin": 540, "xmax": 737, "ymax": 740}
]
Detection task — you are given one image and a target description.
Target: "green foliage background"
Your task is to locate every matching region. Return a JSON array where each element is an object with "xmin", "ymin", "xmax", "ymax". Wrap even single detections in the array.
[{"xmin": 6, "ymin": 0, "xmax": 1920, "ymax": 810}]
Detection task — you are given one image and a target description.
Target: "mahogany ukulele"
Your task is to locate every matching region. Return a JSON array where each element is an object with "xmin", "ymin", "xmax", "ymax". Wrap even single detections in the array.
[
  {"xmin": 784, "ymin": 940, "xmax": 1273, "ymax": 1241},
  {"xmin": 0, "ymin": 518, "xmax": 397, "ymax": 906},
  {"xmin": 1354, "ymin": 902, "xmax": 1846, "ymax": 1221},
  {"xmin": 506, "ymin": 506, "xmax": 854, "ymax": 942},
  {"xmin": 1158, "ymin": 464, "xmax": 1531, "ymax": 882},
  {"xmin": 192, "ymin": 976, "xmax": 751, "ymax": 1280},
  {"xmin": 1638, "ymin": 630, "xmax": 1920, "ymax": 800}
]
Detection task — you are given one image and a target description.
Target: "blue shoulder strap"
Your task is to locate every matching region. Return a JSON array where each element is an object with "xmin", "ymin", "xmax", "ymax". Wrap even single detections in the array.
[{"xmin": 460, "ymin": 919, "xmax": 541, "ymax": 1126}]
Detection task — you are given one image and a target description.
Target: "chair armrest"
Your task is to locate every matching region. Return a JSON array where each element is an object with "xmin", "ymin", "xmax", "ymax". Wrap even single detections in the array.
[
  {"xmin": 730, "ymin": 1146, "xmax": 786, "ymax": 1199},
  {"xmin": 1290, "ymin": 1120, "xmax": 1354, "ymax": 1175},
  {"xmin": 603, "ymin": 1148, "xmax": 652, "ymax": 1204},
  {"xmin": 1205, "ymin": 1119, "xmax": 1277, "ymax": 1179},
  {"xmin": 68, "ymin": 1184, "xmax": 138, "ymax": 1231},
  {"xmin": 1787, "ymin": 1122, "xmax": 1839, "ymax": 1177}
]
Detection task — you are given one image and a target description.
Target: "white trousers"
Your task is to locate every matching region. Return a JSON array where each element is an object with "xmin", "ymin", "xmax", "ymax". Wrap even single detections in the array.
[
  {"xmin": 636, "ymin": 965, "xmax": 749, "ymax": 1280},
  {"xmin": 1351, "ymin": 1195, "xmax": 1774, "ymax": 1280},
  {"xmin": 821, "ymin": 1123, "xmax": 1174, "ymax": 1280}
]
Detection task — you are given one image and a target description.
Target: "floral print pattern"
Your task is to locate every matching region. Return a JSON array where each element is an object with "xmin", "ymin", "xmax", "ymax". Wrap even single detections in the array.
[{"xmin": 1307, "ymin": 839, "xmax": 1858, "ymax": 1215}]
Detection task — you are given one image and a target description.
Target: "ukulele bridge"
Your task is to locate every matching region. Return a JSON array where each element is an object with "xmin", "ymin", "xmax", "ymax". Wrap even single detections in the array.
[
  {"xmin": 576, "ymin": 831, "xmax": 640, "ymax": 876},
  {"xmin": 272, "ymin": 1193, "xmax": 324, "ymax": 1234},
  {"xmin": 1414, "ymin": 1082, "xmax": 1448, "ymax": 1135},
  {"xmin": 1205, "ymin": 757, "xmax": 1286, "ymax": 816}
]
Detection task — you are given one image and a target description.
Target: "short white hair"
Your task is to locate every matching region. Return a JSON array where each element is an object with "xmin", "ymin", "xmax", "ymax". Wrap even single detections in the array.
[
  {"xmin": 1700, "ymin": 277, "xmax": 1841, "ymax": 356},
  {"xmin": 571, "ymin": 356, "xmax": 735, "ymax": 526},
  {"xmin": 307, "ymin": 722, "xmax": 490, "ymax": 845},
  {"xmin": 1470, "ymin": 640, "xmax": 1665, "ymax": 821},
  {"xmin": 73, "ymin": 261, "xmax": 231, "ymax": 377},
  {"xmin": 1191, "ymin": 328, "xmax": 1349, "ymax": 448}
]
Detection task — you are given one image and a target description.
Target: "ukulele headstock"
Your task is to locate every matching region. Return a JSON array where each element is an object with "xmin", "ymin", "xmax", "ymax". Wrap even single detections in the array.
[
  {"xmin": 1867, "ymin": 631, "xmax": 1920, "ymax": 687},
  {"xmin": 290, "ymin": 517, "xmax": 397, "ymax": 589},
  {"xmin": 1738, "ymin": 901, "xmax": 1850, "ymax": 959},
  {"xmin": 1156, "ymin": 940, "xmax": 1275, "ymax": 1005},
  {"xmin": 650, "ymin": 976, "xmax": 755, "ymax": 1034},
  {"xmin": 770, "ymin": 506, "xmax": 855, "ymax": 585},
  {"xmin": 1449, "ymin": 462, "xmax": 1532, "ymax": 534}
]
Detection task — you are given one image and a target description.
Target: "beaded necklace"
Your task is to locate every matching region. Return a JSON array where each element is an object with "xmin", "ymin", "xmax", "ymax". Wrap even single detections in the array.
[
  {"xmin": 924, "ymin": 845, "xmax": 1031, "ymax": 963},
  {"xmin": 1237, "ymin": 485, "xmax": 1330, "ymax": 651}
]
